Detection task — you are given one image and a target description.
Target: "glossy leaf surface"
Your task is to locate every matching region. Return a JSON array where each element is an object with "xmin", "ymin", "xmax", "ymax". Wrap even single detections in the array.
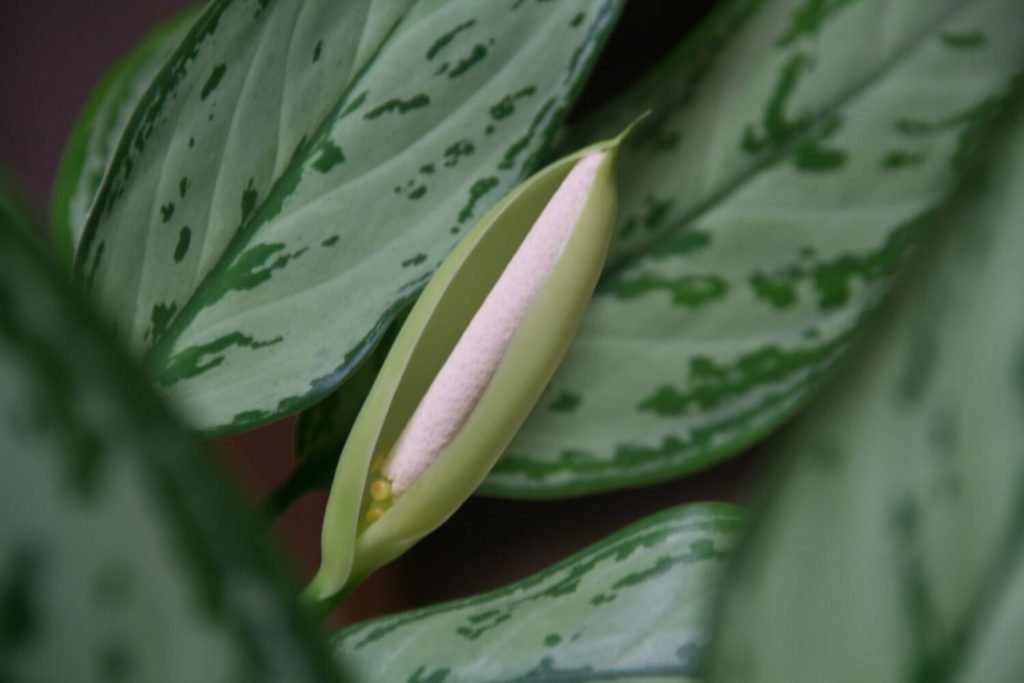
[
  {"xmin": 333, "ymin": 504, "xmax": 743, "ymax": 682},
  {"xmin": 0, "ymin": 206, "xmax": 338, "ymax": 680},
  {"xmin": 76, "ymin": 0, "xmax": 623, "ymax": 433},
  {"xmin": 709, "ymin": 95, "xmax": 1024, "ymax": 682},
  {"xmin": 50, "ymin": 7, "xmax": 196, "ymax": 267},
  {"xmin": 484, "ymin": 0, "xmax": 1024, "ymax": 496}
]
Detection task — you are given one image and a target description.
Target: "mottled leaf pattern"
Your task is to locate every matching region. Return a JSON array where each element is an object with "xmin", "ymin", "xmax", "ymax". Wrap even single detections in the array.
[
  {"xmin": 0, "ymin": 216, "xmax": 339, "ymax": 680},
  {"xmin": 484, "ymin": 0, "xmax": 1024, "ymax": 496},
  {"xmin": 75, "ymin": 0, "xmax": 623, "ymax": 433},
  {"xmin": 332, "ymin": 504, "xmax": 743, "ymax": 682},
  {"xmin": 50, "ymin": 7, "xmax": 197, "ymax": 267},
  {"xmin": 709, "ymin": 95, "xmax": 1024, "ymax": 682}
]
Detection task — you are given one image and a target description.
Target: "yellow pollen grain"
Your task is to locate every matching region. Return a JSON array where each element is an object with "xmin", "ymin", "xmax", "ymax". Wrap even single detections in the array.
[
  {"xmin": 369, "ymin": 478, "xmax": 391, "ymax": 502},
  {"xmin": 364, "ymin": 505, "xmax": 385, "ymax": 525}
]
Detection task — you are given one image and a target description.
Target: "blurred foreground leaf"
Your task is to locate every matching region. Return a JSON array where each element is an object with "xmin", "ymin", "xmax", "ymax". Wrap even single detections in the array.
[
  {"xmin": 0, "ymin": 199, "xmax": 339, "ymax": 681},
  {"xmin": 709, "ymin": 95, "xmax": 1024, "ymax": 682}
]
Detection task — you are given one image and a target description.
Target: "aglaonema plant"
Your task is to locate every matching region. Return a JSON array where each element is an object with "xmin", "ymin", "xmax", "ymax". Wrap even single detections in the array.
[{"xmin": 6, "ymin": 0, "xmax": 1024, "ymax": 681}]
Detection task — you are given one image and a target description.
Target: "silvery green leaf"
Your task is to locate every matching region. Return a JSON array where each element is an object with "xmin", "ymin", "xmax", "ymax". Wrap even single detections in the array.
[
  {"xmin": 333, "ymin": 504, "xmax": 743, "ymax": 683},
  {"xmin": 50, "ymin": 7, "xmax": 197, "ymax": 268},
  {"xmin": 0, "ymin": 201, "xmax": 339, "ymax": 681},
  {"xmin": 708, "ymin": 93, "xmax": 1024, "ymax": 683},
  {"xmin": 486, "ymin": 0, "xmax": 1024, "ymax": 496},
  {"xmin": 75, "ymin": 0, "xmax": 623, "ymax": 433}
]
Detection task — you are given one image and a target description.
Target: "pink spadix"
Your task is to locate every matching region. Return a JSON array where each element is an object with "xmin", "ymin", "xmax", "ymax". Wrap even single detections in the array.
[{"xmin": 383, "ymin": 152, "xmax": 606, "ymax": 493}]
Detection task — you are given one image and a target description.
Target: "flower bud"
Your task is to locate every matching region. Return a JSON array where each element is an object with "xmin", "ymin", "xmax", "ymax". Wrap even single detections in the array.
[{"xmin": 305, "ymin": 128, "xmax": 630, "ymax": 607}]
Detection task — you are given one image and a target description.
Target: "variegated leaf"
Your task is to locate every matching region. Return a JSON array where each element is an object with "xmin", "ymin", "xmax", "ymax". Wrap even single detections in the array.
[
  {"xmin": 0, "ymin": 204, "xmax": 339, "ymax": 681},
  {"xmin": 708, "ymin": 93, "xmax": 1024, "ymax": 683},
  {"xmin": 75, "ymin": 0, "xmax": 623, "ymax": 433},
  {"xmin": 50, "ymin": 7, "xmax": 197, "ymax": 268},
  {"xmin": 484, "ymin": 0, "xmax": 1024, "ymax": 496},
  {"xmin": 332, "ymin": 504, "xmax": 743, "ymax": 682}
]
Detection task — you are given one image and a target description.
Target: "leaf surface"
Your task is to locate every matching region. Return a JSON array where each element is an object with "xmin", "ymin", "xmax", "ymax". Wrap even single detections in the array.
[
  {"xmin": 708, "ymin": 92, "xmax": 1024, "ymax": 683},
  {"xmin": 0, "ymin": 200, "xmax": 339, "ymax": 680},
  {"xmin": 332, "ymin": 504, "xmax": 743, "ymax": 683},
  {"xmin": 484, "ymin": 0, "xmax": 1024, "ymax": 496},
  {"xmin": 50, "ymin": 7, "xmax": 197, "ymax": 268},
  {"xmin": 76, "ymin": 0, "xmax": 623, "ymax": 433}
]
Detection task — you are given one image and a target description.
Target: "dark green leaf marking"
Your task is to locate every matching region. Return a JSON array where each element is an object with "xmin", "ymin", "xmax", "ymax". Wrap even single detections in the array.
[
  {"xmin": 882, "ymin": 149, "xmax": 927, "ymax": 169},
  {"xmin": 161, "ymin": 331, "xmax": 284, "ymax": 382},
  {"xmin": 549, "ymin": 392, "xmax": 581, "ymax": 413},
  {"xmin": 742, "ymin": 53, "xmax": 813, "ymax": 154},
  {"xmin": 426, "ymin": 19, "xmax": 476, "ymax": 60},
  {"xmin": 0, "ymin": 548, "xmax": 41, "ymax": 649},
  {"xmin": 148, "ymin": 302, "xmax": 178, "ymax": 345},
  {"xmin": 200, "ymin": 63, "xmax": 227, "ymax": 101},
  {"xmin": 648, "ymin": 228, "xmax": 712, "ymax": 260},
  {"xmin": 312, "ymin": 140, "xmax": 345, "ymax": 173},
  {"xmin": 443, "ymin": 139, "xmax": 475, "ymax": 167},
  {"xmin": 340, "ymin": 90, "xmax": 368, "ymax": 118},
  {"xmin": 940, "ymin": 31, "xmax": 986, "ymax": 49},
  {"xmin": 750, "ymin": 213, "xmax": 925, "ymax": 310},
  {"xmin": 458, "ymin": 176, "xmax": 499, "ymax": 223},
  {"xmin": 499, "ymin": 97, "xmax": 556, "ymax": 171},
  {"xmin": 401, "ymin": 253, "xmax": 427, "ymax": 268},
  {"xmin": 611, "ymin": 273, "xmax": 728, "ymax": 308},
  {"xmin": 637, "ymin": 336, "xmax": 846, "ymax": 417},
  {"xmin": 240, "ymin": 178, "xmax": 258, "ymax": 222},
  {"xmin": 893, "ymin": 91, "xmax": 1015, "ymax": 168},
  {"xmin": 204, "ymin": 243, "xmax": 308, "ymax": 308},
  {"xmin": 364, "ymin": 94, "xmax": 431, "ymax": 120},
  {"xmin": 490, "ymin": 86, "xmax": 537, "ymax": 121},
  {"xmin": 173, "ymin": 226, "xmax": 191, "ymax": 263},
  {"xmin": 792, "ymin": 116, "xmax": 848, "ymax": 171},
  {"xmin": 159, "ymin": 202, "xmax": 174, "ymax": 222},
  {"xmin": 620, "ymin": 195, "xmax": 674, "ymax": 238},
  {"xmin": 448, "ymin": 43, "xmax": 488, "ymax": 79}
]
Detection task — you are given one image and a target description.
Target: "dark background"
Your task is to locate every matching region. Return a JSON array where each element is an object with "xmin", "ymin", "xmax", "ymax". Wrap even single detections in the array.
[{"xmin": 0, "ymin": 0, "xmax": 762, "ymax": 626}]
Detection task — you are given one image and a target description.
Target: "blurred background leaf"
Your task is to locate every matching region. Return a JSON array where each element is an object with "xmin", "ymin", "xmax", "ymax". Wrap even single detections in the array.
[{"xmin": 708, "ymin": 91, "xmax": 1024, "ymax": 682}]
